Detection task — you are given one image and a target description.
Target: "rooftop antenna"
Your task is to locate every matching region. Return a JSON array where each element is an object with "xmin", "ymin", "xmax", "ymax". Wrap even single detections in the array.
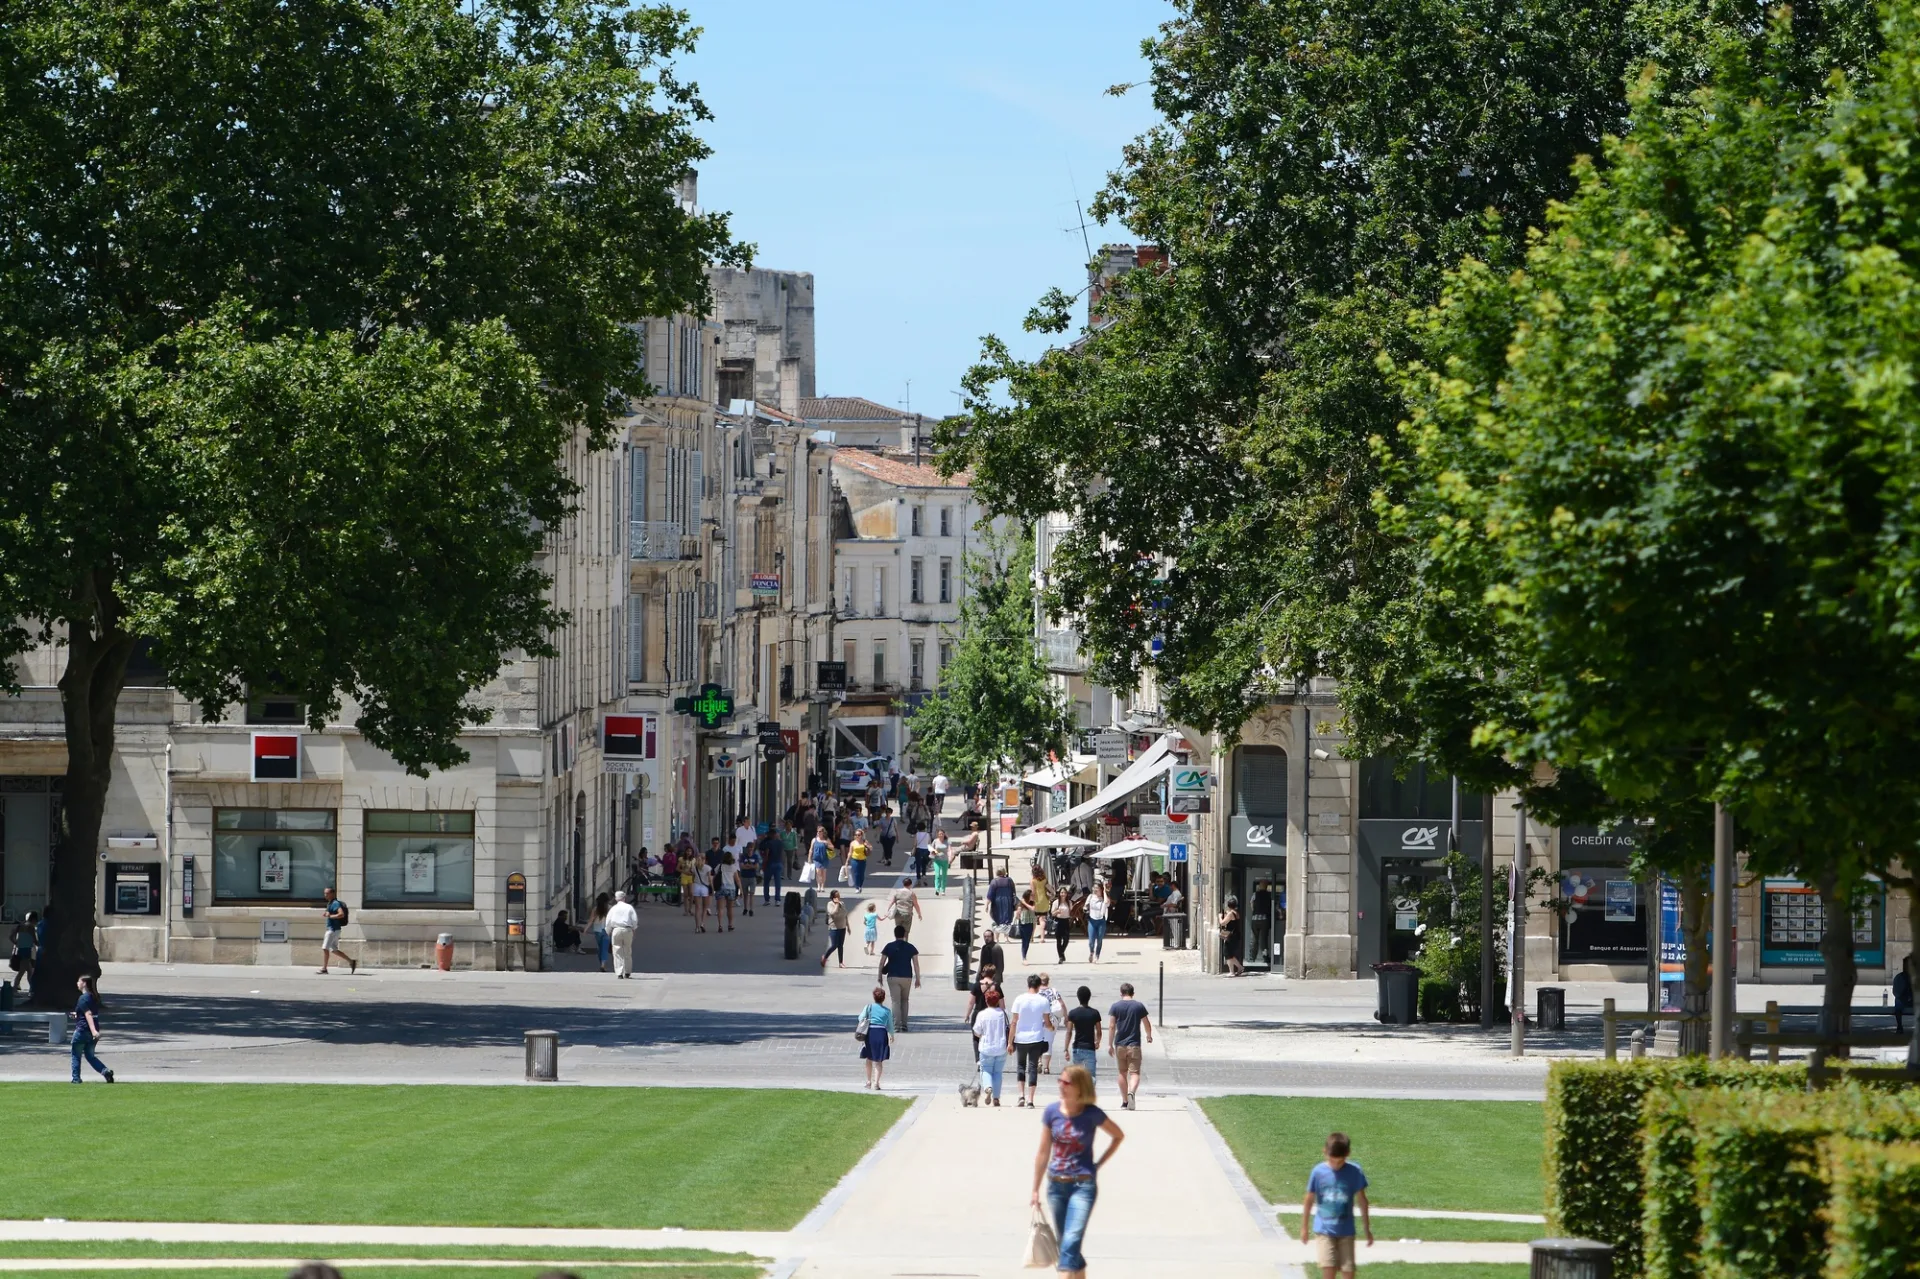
[{"xmin": 1068, "ymin": 167, "xmax": 1095, "ymax": 263}]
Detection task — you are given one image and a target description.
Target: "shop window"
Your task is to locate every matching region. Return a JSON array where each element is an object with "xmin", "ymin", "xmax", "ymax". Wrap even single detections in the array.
[
  {"xmin": 1234, "ymin": 747, "xmax": 1289, "ymax": 817},
  {"xmin": 213, "ymin": 808, "xmax": 337, "ymax": 904},
  {"xmin": 364, "ymin": 811, "xmax": 476, "ymax": 908}
]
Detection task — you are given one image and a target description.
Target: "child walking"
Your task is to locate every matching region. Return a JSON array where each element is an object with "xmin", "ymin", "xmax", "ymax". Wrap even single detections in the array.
[
  {"xmin": 863, "ymin": 901, "xmax": 881, "ymax": 954},
  {"xmin": 1300, "ymin": 1131, "xmax": 1372, "ymax": 1278}
]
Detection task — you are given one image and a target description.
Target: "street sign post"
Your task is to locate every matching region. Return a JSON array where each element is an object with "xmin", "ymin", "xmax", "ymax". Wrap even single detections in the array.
[{"xmin": 1168, "ymin": 842, "xmax": 1189, "ymax": 863}]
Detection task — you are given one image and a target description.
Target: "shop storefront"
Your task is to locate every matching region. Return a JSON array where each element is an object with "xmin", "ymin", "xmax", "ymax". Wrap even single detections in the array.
[
  {"xmin": 1356, "ymin": 756, "xmax": 1484, "ymax": 968},
  {"xmin": 1558, "ymin": 824, "xmax": 1649, "ymax": 972},
  {"xmin": 0, "ymin": 777, "xmax": 57, "ymax": 925},
  {"xmin": 1759, "ymin": 877, "xmax": 1886, "ymax": 971}
]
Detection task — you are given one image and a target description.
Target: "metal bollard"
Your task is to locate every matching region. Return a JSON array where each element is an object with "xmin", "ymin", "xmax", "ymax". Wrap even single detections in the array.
[
  {"xmin": 524, "ymin": 1029, "xmax": 559, "ymax": 1081},
  {"xmin": 1630, "ymin": 1029, "xmax": 1646, "ymax": 1060},
  {"xmin": 1529, "ymin": 1238, "xmax": 1613, "ymax": 1278}
]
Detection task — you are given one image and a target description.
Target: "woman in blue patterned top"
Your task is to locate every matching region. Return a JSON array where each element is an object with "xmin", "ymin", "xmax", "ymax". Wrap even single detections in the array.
[
  {"xmin": 1029, "ymin": 1064, "xmax": 1124, "ymax": 1276},
  {"xmin": 858, "ymin": 985, "xmax": 894, "ymax": 1090}
]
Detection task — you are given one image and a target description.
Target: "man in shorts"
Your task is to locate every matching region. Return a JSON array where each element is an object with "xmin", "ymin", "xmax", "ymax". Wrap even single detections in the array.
[
  {"xmin": 318, "ymin": 887, "xmax": 356, "ymax": 974},
  {"xmin": 1301, "ymin": 1131, "xmax": 1372, "ymax": 1277},
  {"xmin": 1106, "ymin": 981, "xmax": 1152, "ymax": 1108}
]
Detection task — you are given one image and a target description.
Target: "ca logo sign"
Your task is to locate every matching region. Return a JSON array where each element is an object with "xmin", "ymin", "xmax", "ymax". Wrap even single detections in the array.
[
  {"xmin": 1245, "ymin": 823, "xmax": 1275, "ymax": 848},
  {"xmin": 1400, "ymin": 825, "xmax": 1439, "ymax": 851}
]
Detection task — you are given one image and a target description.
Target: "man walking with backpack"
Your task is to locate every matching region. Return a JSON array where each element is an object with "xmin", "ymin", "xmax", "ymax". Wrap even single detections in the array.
[{"xmin": 318, "ymin": 887, "xmax": 356, "ymax": 974}]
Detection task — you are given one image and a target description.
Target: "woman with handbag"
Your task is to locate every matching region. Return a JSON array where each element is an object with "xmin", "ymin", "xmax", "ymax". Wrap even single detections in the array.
[
  {"xmin": 1029, "ymin": 1064, "xmax": 1123, "ymax": 1277},
  {"xmin": 1051, "ymin": 892, "xmax": 1074, "ymax": 964},
  {"xmin": 847, "ymin": 830, "xmax": 870, "ymax": 890},
  {"xmin": 973, "ymin": 987, "xmax": 1010, "ymax": 1106},
  {"xmin": 819, "ymin": 890, "xmax": 849, "ymax": 969},
  {"xmin": 857, "ymin": 984, "xmax": 894, "ymax": 1090},
  {"xmin": 1016, "ymin": 891, "xmax": 1037, "ymax": 961}
]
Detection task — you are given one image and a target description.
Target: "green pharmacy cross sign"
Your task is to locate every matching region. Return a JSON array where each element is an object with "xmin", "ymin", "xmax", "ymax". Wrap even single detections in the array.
[{"xmin": 674, "ymin": 683, "xmax": 736, "ymax": 730}]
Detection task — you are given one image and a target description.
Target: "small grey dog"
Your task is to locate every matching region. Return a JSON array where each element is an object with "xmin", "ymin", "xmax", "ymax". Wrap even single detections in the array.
[{"xmin": 958, "ymin": 1075, "xmax": 982, "ymax": 1107}]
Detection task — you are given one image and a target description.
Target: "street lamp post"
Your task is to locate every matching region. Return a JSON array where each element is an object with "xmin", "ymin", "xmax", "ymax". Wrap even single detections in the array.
[
  {"xmin": 1710, "ymin": 804, "xmax": 1734, "ymax": 1059},
  {"xmin": 1511, "ymin": 801, "xmax": 1528, "ymax": 1057}
]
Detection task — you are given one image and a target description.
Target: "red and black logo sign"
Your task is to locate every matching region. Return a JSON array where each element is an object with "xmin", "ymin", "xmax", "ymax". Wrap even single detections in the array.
[
  {"xmin": 251, "ymin": 733, "xmax": 300, "ymax": 782},
  {"xmin": 603, "ymin": 714, "xmax": 656, "ymax": 761}
]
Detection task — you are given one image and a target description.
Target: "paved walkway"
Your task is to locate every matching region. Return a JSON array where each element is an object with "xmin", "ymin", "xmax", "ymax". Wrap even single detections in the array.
[{"xmin": 0, "ymin": 1093, "xmax": 1533, "ymax": 1276}]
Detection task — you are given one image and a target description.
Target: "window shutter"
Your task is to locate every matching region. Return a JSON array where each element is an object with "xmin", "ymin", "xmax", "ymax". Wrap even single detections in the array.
[
  {"xmin": 689, "ymin": 450, "xmax": 704, "ymax": 516},
  {"xmin": 629, "ymin": 448, "xmax": 648, "ymax": 522},
  {"xmin": 627, "ymin": 596, "xmax": 646, "ymax": 682}
]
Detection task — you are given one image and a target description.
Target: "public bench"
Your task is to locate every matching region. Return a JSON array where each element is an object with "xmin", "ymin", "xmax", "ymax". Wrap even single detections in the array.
[{"xmin": 0, "ymin": 1010, "xmax": 65, "ymax": 1044}]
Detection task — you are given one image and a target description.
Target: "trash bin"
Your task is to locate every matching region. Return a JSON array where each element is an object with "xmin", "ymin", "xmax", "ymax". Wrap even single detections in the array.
[
  {"xmin": 435, "ymin": 933, "xmax": 454, "ymax": 971},
  {"xmin": 1371, "ymin": 962, "xmax": 1419, "ymax": 1025},
  {"xmin": 779, "ymin": 887, "xmax": 802, "ymax": 956},
  {"xmin": 952, "ymin": 918, "xmax": 974, "ymax": 989},
  {"xmin": 1528, "ymin": 1238, "xmax": 1613, "ymax": 1278},
  {"xmin": 1537, "ymin": 986, "xmax": 1567, "ymax": 1031},
  {"xmin": 523, "ymin": 1029, "xmax": 559, "ymax": 1081},
  {"xmin": 1166, "ymin": 915, "xmax": 1187, "ymax": 949},
  {"xmin": 0, "ymin": 981, "xmax": 12, "ymax": 1012}
]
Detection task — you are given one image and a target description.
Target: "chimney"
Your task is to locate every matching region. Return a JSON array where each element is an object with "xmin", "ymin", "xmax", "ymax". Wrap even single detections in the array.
[
  {"xmin": 1087, "ymin": 243, "xmax": 1139, "ymax": 327},
  {"xmin": 778, "ymin": 358, "xmax": 800, "ymax": 416},
  {"xmin": 676, "ymin": 169, "xmax": 699, "ymax": 212}
]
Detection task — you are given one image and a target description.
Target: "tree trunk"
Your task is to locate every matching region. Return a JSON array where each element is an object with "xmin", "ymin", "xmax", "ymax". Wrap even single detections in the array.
[
  {"xmin": 1679, "ymin": 861, "xmax": 1711, "ymax": 1057},
  {"xmin": 1816, "ymin": 867, "xmax": 1857, "ymax": 1060},
  {"xmin": 32, "ymin": 571, "xmax": 133, "ymax": 1008}
]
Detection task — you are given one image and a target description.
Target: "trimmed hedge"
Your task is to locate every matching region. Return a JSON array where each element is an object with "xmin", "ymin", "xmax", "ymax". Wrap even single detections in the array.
[
  {"xmin": 1545, "ymin": 1060, "xmax": 1805, "ymax": 1277},
  {"xmin": 1825, "ymin": 1138, "xmax": 1920, "ymax": 1279},
  {"xmin": 1639, "ymin": 1086, "xmax": 1920, "ymax": 1279}
]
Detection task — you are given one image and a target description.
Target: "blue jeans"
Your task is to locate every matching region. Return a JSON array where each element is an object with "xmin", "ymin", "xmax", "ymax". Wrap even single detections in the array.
[
  {"xmin": 1086, "ymin": 919, "xmax": 1108, "ymax": 958},
  {"xmin": 70, "ymin": 1034, "xmax": 108, "ymax": 1083},
  {"xmin": 851, "ymin": 859, "xmax": 867, "ymax": 889},
  {"xmin": 594, "ymin": 928, "xmax": 609, "ymax": 965},
  {"xmin": 1046, "ymin": 1177, "xmax": 1098, "ymax": 1272},
  {"xmin": 978, "ymin": 1051, "xmax": 1007, "ymax": 1101},
  {"xmin": 1071, "ymin": 1047, "xmax": 1098, "ymax": 1078},
  {"xmin": 763, "ymin": 864, "xmax": 783, "ymax": 902}
]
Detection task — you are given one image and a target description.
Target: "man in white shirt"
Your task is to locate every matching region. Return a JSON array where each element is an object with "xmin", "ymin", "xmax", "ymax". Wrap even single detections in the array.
[
  {"xmin": 932, "ymin": 774, "xmax": 950, "ymax": 810},
  {"xmin": 1009, "ymin": 973, "xmax": 1056, "ymax": 1108},
  {"xmin": 605, "ymin": 890, "xmax": 640, "ymax": 979},
  {"xmin": 732, "ymin": 816, "xmax": 757, "ymax": 858}
]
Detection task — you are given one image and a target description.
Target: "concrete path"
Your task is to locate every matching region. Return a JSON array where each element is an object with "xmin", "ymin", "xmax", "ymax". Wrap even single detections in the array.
[{"xmin": 0, "ymin": 1093, "xmax": 1533, "ymax": 1275}]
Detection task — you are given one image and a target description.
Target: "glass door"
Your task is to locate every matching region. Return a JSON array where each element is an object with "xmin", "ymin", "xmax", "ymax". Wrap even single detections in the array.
[
  {"xmin": 1382, "ymin": 858, "xmax": 1444, "ymax": 962},
  {"xmin": 1240, "ymin": 865, "xmax": 1284, "ymax": 970}
]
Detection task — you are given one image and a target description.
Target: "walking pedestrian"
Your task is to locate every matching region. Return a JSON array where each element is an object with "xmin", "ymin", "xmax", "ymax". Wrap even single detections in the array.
[
  {"xmin": 69, "ymin": 975, "xmax": 113, "ymax": 1084},
  {"xmin": 606, "ymin": 890, "xmax": 639, "ymax": 978},
  {"xmin": 9, "ymin": 912, "xmax": 38, "ymax": 1000},
  {"xmin": 1050, "ymin": 891, "xmax": 1073, "ymax": 964},
  {"xmin": 675, "ymin": 846, "xmax": 694, "ymax": 911},
  {"xmin": 1301, "ymin": 1132, "xmax": 1373, "ymax": 1278},
  {"xmin": 848, "ymin": 828, "xmax": 871, "ymax": 890},
  {"xmin": 1016, "ymin": 891, "xmax": 1037, "ymax": 961},
  {"xmin": 1030, "ymin": 1064, "xmax": 1124, "ymax": 1279},
  {"xmin": 930, "ymin": 831, "xmax": 951, "ymax": 895},
  {"xmin": 863, "ymin": 901, "xmax": 881, "ymax": 955},
  {"xmin": 738, "ymin": 838, "xmax": 760, "ymax": 917},
  {"xmin": 1039, "ymin": 972, "xmax": 1067, "ymax": 1075},
  {"xmin": 878, "ymin": 925, "xmax": 920, "ymax": 1032},
  {"xmin": 716, "ymin": 853, "xmax": 739, "ymax": 931},
  {"xmin": 586, "ymin": 892, "xmax": 611, "ymax": 972},
  {"xmin": 690, "ymin": 858, "xmax": 711, "ymax": 932},
  {"xmin": 1106, "ymin": 982, "xmax": 1153, "ymax": 1110},
  {"xmin": 989, "ymin": 867, "xmax": 1016, "ymax": 928},
  {"xmin": 1011, "ymin": 973, "xmax": 1054, "ymax": 1108},
  {"xmin": 974, "ymin": 988, "xmax": 1010, "ymax": 1106},
  {"xmin": 888, "ymin": 876, "xmax": 923, "ymax": 940},
  {"xmin": 1085, "ymin": 883, "xmax": 1110, "ymax": 961},
  {"xmin": 1066, "ymin": 985, "xmax": 1102, "ymax": 1079},
  {"xmin": 1220, "ymin": 896, "xmax": 1245, "ymax": 976},
  {"xmin": 820, "ymin": 890, "xmax": 849, "ymax": 969},
  {"xmin": 933, "ymin": 772, "xmax": 949, "ymax": 811},
  {"xmin": 317, "ymin": 887, "xmax": 356, "ymax": 974},
  {"xmin": 978, "ymin": 929, "xmax": 1006, "ymax": 985},
  {"xmin": 912, "ymin": 824, "xmax": 932, "ymax": 880},
  {"xmin": 807, "ymin": 825, "xmax": 833, "ymax": 887},
  {"xmin": 877, "ymin": 808, "xmax": 898, "ymax": 868},
  {"xmin": 857, "ymin": 985, "xmax": 894, "ymax": 1090},
  {"xmin": 965, "ymin": 963, "xmax": 1002, "ymax": 1058},
  {"xmin": 762, "ymin": 827, "xmax": 786, "ymax": 904}
]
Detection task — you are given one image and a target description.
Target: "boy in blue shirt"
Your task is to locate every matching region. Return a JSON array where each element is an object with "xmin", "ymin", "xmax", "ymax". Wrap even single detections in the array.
[{"xmin": 1300, "ymin": 1131, "xmax": 1371, "ymax": 1277}]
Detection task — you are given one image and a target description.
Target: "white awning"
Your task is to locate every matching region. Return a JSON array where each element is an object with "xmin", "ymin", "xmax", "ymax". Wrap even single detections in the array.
[
  {"xmin": 1093, "ymin": 838, "xmax": 1170, "ymax": 860},
  {"xmin": 1035, "ymin": 733, "xmax": 1179, "ymax": 830},
  {"xmin": 1021, "ymin": 754, "xmax": 1097, "ymax": 788}
]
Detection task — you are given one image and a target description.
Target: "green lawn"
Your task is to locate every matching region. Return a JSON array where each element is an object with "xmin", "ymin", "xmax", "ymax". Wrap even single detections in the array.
[
  {"xmin": 0, "ymin": 1083, "xmax": 905, "ymax": 1230},
  {"xmin": 1199, "ymin": 1096, "xmax": 1544, "ymax": 1213},
  {"xmin": 1278, "ymin": 1212, "xmax": 1542, "ymax": 1242},
  {"xmin": 0, "ymin": 1245, "xmax": 758, "ymax": 1262}
]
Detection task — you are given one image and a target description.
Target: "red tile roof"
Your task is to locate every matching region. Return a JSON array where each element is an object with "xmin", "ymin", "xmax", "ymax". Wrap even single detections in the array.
[
  {"xmin": 801, "ymin": 396, "xmax": 915, "ymax": 421},
  {"xmin": 831, "ymin": 450, "xmax": 970, "ymax": 489}
]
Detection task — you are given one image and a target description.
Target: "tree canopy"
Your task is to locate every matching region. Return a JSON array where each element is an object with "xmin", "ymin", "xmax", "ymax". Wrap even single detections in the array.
[{"xmin": 0, "ymin": 0, "xmax": 745, "ymax": 993}]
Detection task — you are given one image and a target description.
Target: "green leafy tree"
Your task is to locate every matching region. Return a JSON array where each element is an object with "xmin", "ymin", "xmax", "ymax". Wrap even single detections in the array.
[
  {"xmin": 1398, "ymin": 8, "xmax": 1920, "ymax": 1024},
  {"xmin": 0, "ymin": 0, "xmax": 745, "ymax": 999},
  {"xmin": 906, "ymin": 530, "xmax": 1072, "ymax": 793}
]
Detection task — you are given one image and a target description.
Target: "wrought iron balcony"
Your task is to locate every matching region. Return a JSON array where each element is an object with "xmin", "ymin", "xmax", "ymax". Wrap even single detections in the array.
[{"xmin": 629, "ymin": 520, "xmax": 687, "ymax": 561}]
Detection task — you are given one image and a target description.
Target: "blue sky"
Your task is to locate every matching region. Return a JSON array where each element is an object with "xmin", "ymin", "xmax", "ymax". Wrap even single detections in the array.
[{"xmin": 682, "ymin": 1, "xmax": 1172, "ymax": 414}]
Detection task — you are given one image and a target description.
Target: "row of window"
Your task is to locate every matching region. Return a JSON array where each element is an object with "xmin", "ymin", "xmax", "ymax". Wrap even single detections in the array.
[
  {"xmin": 908, "ymin": 505, "xmax": 957, "ymax": 537},
  {"xmin": 841, "ymin": 560, "xmax": 953, "ymax": 615},
  {"xmin": 211, "ymin": 809, "xmax": 477, "ymax": 908},
  {"xmin": 836, "ymin": 637, "xmax": 954, "ymax": 690}
]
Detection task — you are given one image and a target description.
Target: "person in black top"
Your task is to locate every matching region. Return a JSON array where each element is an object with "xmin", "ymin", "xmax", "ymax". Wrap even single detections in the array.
[
  {"xmin": 977, "ymin": 928, "xmax": 1006, "ymax": 985},
  {"xmin": 1066, "ymin": 985, "xmax": 1103, "ymax": 1079},
  {"xmin": 71, "ymin": 975, "xmax": 113, "ymax": 1084},
  {"xmin": 1219, "ymin": 895, "xmax": 1245, "ymax": 977}
]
